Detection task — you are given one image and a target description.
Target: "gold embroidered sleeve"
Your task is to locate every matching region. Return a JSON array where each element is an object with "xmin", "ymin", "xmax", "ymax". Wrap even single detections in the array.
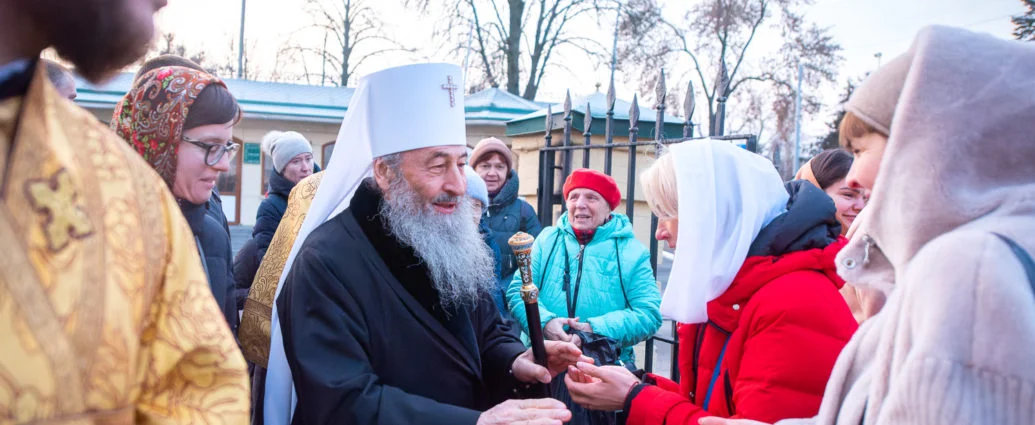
[{"xmin": 134, "ymin": 183, "xmax": 249, "ymax": 424}]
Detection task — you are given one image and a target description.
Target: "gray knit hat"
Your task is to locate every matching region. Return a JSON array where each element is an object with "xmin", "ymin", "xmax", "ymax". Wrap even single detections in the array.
[
  {"xmin": 845, "ymin": 52, "xmax": 913, "ymax": 136},
  {"xmin": 261, "ymin": 131, "xmax": 312, "ymax": 173}
]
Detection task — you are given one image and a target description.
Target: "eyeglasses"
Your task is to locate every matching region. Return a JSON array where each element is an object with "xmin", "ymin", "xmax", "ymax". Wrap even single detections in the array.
[{"xmin": 182, "ymin": 136, "xmax": 241, "ymax": 166}]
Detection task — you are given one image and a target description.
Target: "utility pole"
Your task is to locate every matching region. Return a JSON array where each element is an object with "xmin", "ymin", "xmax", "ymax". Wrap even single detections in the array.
[
  {"xmin": 793, "ymin": 62, "xmax": 803, "ymax": 173},
  {"xmin": 237, "ymin": 0, "xmax": 246, "ymax": 79},
  {"xmin": 609, "ymin": 4, "xmax": 621, "ymax": 83},
  {"xmin": 462, "ymin": 19, "xmax": 475, "ymax": 87},
  {"xmin": 321, "ymin": 32, "xmax": 328, "ymax": 86}
]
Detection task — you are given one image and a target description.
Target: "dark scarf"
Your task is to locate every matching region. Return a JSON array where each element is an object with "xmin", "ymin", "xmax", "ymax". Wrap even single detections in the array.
[
  {"xmin": 572, "ymin": 215, "xmax": 611, "ymax": 245},
  {"xmin": 572, "ymin": 228, "xmax": 595, "ymax": 245}
]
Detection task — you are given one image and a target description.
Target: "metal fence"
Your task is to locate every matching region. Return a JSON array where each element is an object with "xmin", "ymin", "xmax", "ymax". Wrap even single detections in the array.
[{"xmin": 534, "ymin": 70, "xmax": 758, "ymax": 380}]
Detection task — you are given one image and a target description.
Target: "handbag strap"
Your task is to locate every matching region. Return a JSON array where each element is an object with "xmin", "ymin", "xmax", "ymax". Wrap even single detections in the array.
[{"xmin": 993, "ymin": 233, "xmax": 1035, "ymax": 294}]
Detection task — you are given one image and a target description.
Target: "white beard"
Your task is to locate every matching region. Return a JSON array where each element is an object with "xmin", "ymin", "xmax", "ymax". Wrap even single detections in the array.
[{"xmin": 379, "ymin": 176, "xmax": 496, "ymax": 310}]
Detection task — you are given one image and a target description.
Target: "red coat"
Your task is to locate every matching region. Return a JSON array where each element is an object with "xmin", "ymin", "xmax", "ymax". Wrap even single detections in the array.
[{"xmin": 626, "ymin": 239, "xmax": 857, "ymax": 425}]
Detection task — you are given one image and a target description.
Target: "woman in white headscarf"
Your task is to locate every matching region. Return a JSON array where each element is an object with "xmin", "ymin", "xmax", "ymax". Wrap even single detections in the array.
[
  {"xmin": 563, "ymin": 139, "xmax": 858, "ymax": 425},
  {"xmin": 702, "ymin": 25, "xmax": 1035, "ymax": 425}
]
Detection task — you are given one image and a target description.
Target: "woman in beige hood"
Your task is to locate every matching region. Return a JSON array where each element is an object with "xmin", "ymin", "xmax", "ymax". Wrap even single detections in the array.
[{"xmin": 703, "ymin": 25, "xmax": 1035, "ymax": 425}]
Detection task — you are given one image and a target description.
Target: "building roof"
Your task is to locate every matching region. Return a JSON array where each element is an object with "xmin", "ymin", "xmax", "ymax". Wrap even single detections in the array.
[
  {"xmin": 464, "ymin": 87, "xmax": 542, "ymax": 125},
  {"xmin": 506, "ymin": 91, "xmax": 687, "ymax": 138},
  {"xmin": 76, "ymin": 74, "xmax": 543, "ymax": 125},
  {"xmin": 75, "ymin": 73, "xmax": 355, "ymax": 124}
]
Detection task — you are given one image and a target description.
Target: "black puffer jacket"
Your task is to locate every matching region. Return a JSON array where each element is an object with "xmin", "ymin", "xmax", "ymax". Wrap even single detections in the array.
[
  {"xmin": 483, "ymin": 170, "xmax": 542, "ymax": 286},
  {"xmin": 252, "ymin": 171, "xmax": 295, "ymax": 261},
  {"xmin": 749, "ymin": 180, "xmax": 843, "ymax": 257},
  {"xmin": 182, "ymin": 200, "xmax": 238, "ymax": 334}
]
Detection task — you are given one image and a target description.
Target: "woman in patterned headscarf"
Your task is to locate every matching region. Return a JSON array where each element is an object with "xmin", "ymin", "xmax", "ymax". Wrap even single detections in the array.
[{"xmin": 112, "ymin": 65, "xmax": 242, "ymax": 334}]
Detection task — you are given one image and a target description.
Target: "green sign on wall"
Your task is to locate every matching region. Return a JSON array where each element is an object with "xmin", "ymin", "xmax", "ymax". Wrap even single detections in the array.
[{"xmin": 243, "ymin": 143, "xmax": 261, "ymax": 164}]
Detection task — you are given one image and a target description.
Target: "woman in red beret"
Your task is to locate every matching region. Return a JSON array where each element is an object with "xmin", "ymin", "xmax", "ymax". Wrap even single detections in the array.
[{"xmin": 506, "ymin": 168, "xmax": 663, "ymax": 421}]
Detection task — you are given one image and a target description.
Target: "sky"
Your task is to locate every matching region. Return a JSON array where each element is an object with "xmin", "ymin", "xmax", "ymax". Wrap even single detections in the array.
[{"xmin": 151, "ymin": 0, "xmax": 1027, "ymax": 141}]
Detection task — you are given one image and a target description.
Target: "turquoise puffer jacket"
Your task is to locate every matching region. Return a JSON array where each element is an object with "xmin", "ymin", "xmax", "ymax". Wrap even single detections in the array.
[{"xmin": 507, "ymin": 212, "xmax": 662, "ymax": 365}]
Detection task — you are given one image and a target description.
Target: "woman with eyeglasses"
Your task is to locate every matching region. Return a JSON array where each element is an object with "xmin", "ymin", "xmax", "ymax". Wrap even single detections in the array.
[{"xmin": 112, "ymin": 66, "xmax": 243, "ymax": 334}]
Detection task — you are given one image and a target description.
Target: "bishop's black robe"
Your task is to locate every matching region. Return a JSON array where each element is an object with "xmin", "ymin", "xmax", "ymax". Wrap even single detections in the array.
[{"xmin": 278, "ymin": 180, "xmax": 529, "ymax": 425}]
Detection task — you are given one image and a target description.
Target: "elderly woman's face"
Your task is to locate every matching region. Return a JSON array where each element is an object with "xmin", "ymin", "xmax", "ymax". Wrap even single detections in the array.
[
  {"xmin": 566, "ymin": 188, "xmax": 610, "ymax": 231},
  {"xmin": 282, "ymin": 152, "xmax": 314, "ymax": 184},
  {"xmin": 655, "ymin": 217, "xmax": 679, "ymax": 249}
]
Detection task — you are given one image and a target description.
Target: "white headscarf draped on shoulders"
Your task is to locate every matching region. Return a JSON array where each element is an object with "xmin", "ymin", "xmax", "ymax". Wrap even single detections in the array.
[{"xmin": 661, "ymin": 140, "xmax": 789, "ymax": 324}]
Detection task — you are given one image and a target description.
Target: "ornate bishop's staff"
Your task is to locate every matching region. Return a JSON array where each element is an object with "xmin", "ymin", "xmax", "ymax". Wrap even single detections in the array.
[{"xmin": 508, "ymin": 232, "xmax": 549, "ymax": 395}]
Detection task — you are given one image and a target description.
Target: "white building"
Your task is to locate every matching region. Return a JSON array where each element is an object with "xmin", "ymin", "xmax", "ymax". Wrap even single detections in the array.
[{"xmin": 75, "ymin": 75, "xmax": 540, "ymax": 226}]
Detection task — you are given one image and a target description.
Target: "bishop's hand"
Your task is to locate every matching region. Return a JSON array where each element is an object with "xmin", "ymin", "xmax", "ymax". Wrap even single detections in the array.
[
  {"xmin": 477, "ymin": 399, "xmax": 571, "ymax": 425},
  {"xmin": 511, "ymin": 340, "xmax": 593, "ymax": 384}
]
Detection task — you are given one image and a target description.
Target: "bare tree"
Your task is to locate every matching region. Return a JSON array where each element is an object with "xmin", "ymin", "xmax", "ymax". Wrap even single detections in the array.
[
  {"xmin": 411, "ymin": 0, "xmax": 615, "ymax": 100},
  {"xmin": 294, "ymin": 0, "xmax": 414, "ymax": 86},
  {"xmin": 1014, "ymin": 0, "xmax": 1035, "ymax": 41},
  {"xmin": 150, "ymin": 33, "xmax": 237, "ymax": 78},
  {"xmin": 620, "ymin": 0, "xmax": 842, "ymax": 169}
]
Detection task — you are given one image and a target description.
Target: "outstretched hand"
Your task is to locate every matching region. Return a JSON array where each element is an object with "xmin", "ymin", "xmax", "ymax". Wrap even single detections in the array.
[
  {"xmin": 563, "ymin": 362, "xmax": 639, "ymax": 411},
  {"xmin": 511, "ymin": 340, "xmax": 593, "ymax": 384},
  {"xmin": 477, "ymin": 399, "xmax": 571, "ymax": 425}
]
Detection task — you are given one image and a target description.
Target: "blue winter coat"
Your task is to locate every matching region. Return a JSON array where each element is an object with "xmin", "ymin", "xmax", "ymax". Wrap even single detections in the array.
[
  {"xmin": 506, "ymin": 213, "xmax": 662, "ymax": 365},
  {"xmin": 253, "ymin": 171, "xmax": 295, "ymax": 261},
  {"xmin": 182, "ymin": 200, "xmax": 237, "ymax": 335},
  {"xmin": 484, "ymin": 170, "xmax": 542, "ymax": 288}
]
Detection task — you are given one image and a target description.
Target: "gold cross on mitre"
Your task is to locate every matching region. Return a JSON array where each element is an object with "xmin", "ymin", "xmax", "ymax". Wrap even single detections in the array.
[
  {"xmin": 441, "ymin": 75, "xmax": 458, "ymax": 108},
  {"xmin": 25, "ymin": 168, "xmax": 94, "ymax": 252}
]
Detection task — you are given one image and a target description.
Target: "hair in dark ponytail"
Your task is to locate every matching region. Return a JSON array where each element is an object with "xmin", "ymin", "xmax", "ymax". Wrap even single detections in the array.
[{"xmin": 810, "ymin": 149, "xmax": 853, "ymax": 189}]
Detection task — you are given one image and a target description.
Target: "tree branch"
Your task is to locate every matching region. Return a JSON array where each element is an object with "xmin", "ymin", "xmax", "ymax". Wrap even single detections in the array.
[{"xmin": 726, "ymin": 0, "xmax": 767, "ymax": 95}]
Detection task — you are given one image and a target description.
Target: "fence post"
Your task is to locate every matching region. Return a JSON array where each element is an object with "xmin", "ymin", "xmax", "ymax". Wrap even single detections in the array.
[
  {"xmin": 557, "ymin": 92, "xmax": 573, "ymax": 214},
  {"xmin": 650, "ymin": 70, "xmax": 666, "ymax": 273},
  {"xmin": 684, "ymin": 80, "xmax": 695, "ymax": 139},
  {"xmin": 604, "ymin": 79, "xmax": 616, "ymax": 175},
  {"xmin": 582, "ymin": 103, "xmax": 592, "ymax": 169},
  {"xmin": 626, "ymin": 95, "xmax": 639, "ymax": 221},
  {"xmin": 562, "ymin": 91, "xmax": 574, "ymax": 183},
  {"xmin": 658, "ymin": 69, "xmax": 666, "ymax": 155},
  {"xmin": 539, "ymin": 106, "xmax": 555, "ymax": 229},
  {"xmin": 712, "ymin": 61, "xmax": 729, "ymax": 137}
]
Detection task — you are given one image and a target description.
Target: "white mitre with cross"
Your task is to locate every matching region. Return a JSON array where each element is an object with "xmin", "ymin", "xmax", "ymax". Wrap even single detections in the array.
[{"xmin": 263, "ymin": 62, "xmax": 468, "ymax": 425}]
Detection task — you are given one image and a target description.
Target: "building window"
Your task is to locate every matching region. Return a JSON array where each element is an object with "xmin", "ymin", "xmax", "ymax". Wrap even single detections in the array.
[{"xmin": 322, "ymin": 142, "xmax": 335, "ymax": 169}]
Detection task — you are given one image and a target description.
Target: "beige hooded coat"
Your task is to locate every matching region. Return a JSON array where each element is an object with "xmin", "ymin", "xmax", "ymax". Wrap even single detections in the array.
[{"xmin": 778, "ymin": 26, "xmax": 1035, "ymax": 425}]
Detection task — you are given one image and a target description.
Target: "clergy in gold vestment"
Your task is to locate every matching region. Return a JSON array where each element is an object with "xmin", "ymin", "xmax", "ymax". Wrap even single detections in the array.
[
  {"xmin": 240, "ymin": 171, "xmax": 324, "ymax": 367},
  {"xmin": 0, "ymin": 61, "xmax": 249, "ymax": 423}
]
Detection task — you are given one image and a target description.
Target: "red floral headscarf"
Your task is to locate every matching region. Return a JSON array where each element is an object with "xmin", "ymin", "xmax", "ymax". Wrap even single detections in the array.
[{"xmin": 111, "ymin": 66, "xmax": 226, "ymax": 189}]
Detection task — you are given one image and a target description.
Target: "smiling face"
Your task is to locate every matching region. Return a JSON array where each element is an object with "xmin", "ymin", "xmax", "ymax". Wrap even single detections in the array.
[
  {"xmin": 173, "ymin": 121, "xmax": 234, "ymax": 205},
  {"xmin": 824, "ymin": 178, "xmax": 866, "ymax": 235},
  {"xmin": 565, "ymin": 188, "xmax": 611, "ymax": 231},
  {"xmin": 474, "ymin": 153, "xmax": 508, "ymax": 194},
  {"xmin": 375, "ymin": 145, "xmax": 468, "ymax": 216}
]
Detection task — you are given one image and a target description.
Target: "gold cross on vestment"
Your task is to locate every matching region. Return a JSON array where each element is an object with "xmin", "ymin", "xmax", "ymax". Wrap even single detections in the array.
[
  {"xmin": 25, "ymin": 168, "xmax": 94, "ymax": 252},
  {"xmin": 441, "ymin": 76, "xmax": 458, "ymax": 108}
]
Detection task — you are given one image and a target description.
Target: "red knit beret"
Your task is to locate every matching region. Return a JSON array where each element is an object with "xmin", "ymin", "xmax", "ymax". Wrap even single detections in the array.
[{"xmin": 563, "ymin": 168, "xmax": 621, "ymax": 210}]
